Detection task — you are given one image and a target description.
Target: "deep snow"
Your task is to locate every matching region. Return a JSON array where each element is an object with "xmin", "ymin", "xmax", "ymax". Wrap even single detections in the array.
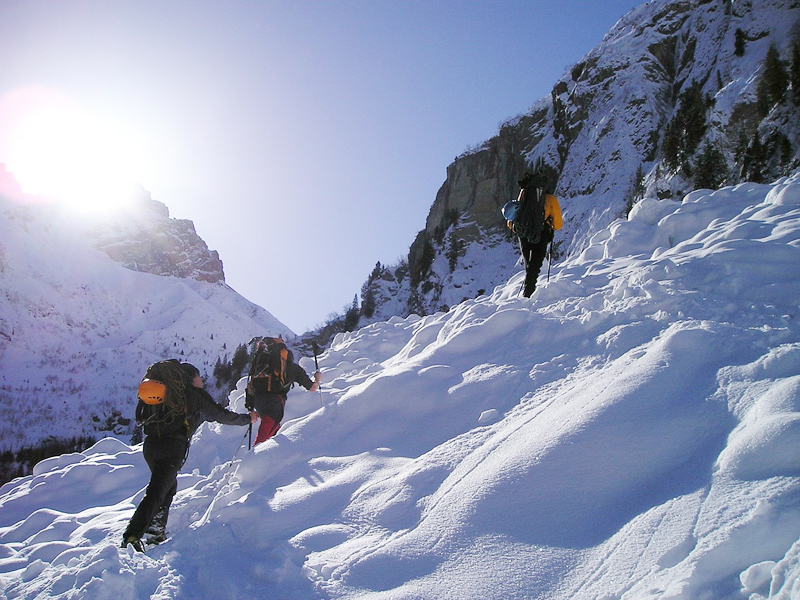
[{"xmin": 1, "ymin": 173, "xmax": 800, "ymax": 599}]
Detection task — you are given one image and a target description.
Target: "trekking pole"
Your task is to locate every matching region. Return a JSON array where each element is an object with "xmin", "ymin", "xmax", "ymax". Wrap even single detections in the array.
[
  {"xmin": 547, "ymin": 239, "xmax": 553, "ymax": 283},
  {"xmin": 233, "ymin": 426, "xmax": 249, "ymax": 460},
  {"xmin": 245, "ymin": 347, "xmax": 258, "ymax": 451},
  {"xmin": 312, "ymin": 342, "xmax": 324, "ymax": 407}
]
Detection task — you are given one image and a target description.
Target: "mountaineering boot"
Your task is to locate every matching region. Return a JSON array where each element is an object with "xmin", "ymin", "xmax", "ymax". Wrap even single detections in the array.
[
  {"xmin": 144, "ymin": 531, "xmax": 168, "ymax": 545},
  {"xmin": 122, "ymin": 534, "xmax": 145, "ymax": 553},
  {"xmin": 144, "ymin": 505, "xmax": 169, "ymax": 544}
]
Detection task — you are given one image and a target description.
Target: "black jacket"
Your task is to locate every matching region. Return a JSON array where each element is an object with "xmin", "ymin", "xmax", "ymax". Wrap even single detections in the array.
[{"xmin": 137, "ymin": 386, "xmax": 250, "ymax": 440}]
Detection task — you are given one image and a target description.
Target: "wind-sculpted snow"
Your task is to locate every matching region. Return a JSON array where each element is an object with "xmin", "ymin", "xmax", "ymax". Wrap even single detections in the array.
[{"xmin": 2, "ymin": 173, "xmax": 800, "ymax": 598}]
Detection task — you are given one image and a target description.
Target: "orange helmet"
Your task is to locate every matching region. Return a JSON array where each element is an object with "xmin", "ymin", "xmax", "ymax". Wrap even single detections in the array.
[{"xmin": 138, "ymin": 379, "xmax": 167, "ymax": 405}]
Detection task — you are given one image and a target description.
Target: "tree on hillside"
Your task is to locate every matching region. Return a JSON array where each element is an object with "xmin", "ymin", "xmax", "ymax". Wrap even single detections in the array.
[
  {"xmin": 694, "ymin": 141, "xmax": 728, "ymax": 190},
  {"xmin": 360, "ymin": 285, "xmax": 376, "ymax": 320},
  {"xmin": 344, "ymin": 295, "xmax": 360, "ymax": 332},
  {"xmin": 361, "ymin": 266, "xmax": 379, "ymax": 319},
  {"xmin": 230, "ymin": 343, "xmax": 250, "ymax": 377},
  {"xmin": 213, "ymin": 343, "xmax": 251, "ymax": 393},
  {"xmin": 1, "ymin": 436, "xmax": 97, "ymax": 486},
  {"xmin": 757, "ymin": 44, "xmax": 788, "ymax": 116},
  {"xmin": 446, "ymin": 229, "xmax": 464, "ymax": 272},
  {"xmin": 791, "ymin": 40, "xmax": 800, "ymax": 107},
  {"xmin": 740, "ymin": 131, "xmax": 765, "ymax": 183},
  {"xmin": 625, "ymin": 164, "xmax": 646, "ymax": 218},
  {"xmin": 663, "ymin": 81, "xmax": 714, "ymax": 172},
  {"xmin": 410, "ymin": 233, "xmax": 436, "ymax": 289},
  {"xmin": 359, "ymin": 261, "xmax": 387, "ymax": 320},
  {"xmin": 434, "ymin": 208, "xmax": 459, "ymax": 245},
  {"xmin": 734, "ymin": 28, "xmax": 746, "ymax": 57}
]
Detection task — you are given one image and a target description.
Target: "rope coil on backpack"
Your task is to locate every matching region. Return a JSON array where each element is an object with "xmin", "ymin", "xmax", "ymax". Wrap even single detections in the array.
[{"xmin": 140, "ymin": 361, "xmax": 189, "ymax": 422}]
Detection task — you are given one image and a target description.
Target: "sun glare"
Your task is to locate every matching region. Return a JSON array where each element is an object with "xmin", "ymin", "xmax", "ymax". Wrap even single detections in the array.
[{"xmin": 0, "ymin": 87, "xmax": 148, "ymax": 213}]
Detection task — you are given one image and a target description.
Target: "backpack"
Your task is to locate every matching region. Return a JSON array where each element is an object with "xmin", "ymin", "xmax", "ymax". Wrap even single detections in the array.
[
  {"xmin": 135, "ymin": 359, "xmax": 191, "ymax": 437},
  {"xmin": 511, "ymin": 185, "xmax": 547, "ymax": 244},
  {"xmin": 248, "ymin": 337, "xmax": 294, "ymax": 397}
]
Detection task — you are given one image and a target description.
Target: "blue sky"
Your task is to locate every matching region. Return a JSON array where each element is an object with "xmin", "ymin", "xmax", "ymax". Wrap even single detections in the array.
[{"xmin": 0, "ymin": 0, "xmax": 644, "ymax": 334}]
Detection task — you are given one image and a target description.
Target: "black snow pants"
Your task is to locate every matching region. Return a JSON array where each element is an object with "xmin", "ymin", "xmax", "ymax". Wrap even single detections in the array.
[
  {"xmin": 519, "ymin": 229, "xmax": 552, "ymax": 297},
  {"xmin": 123, "ymin": 434, "xmax": 188, "ymax": 540}
]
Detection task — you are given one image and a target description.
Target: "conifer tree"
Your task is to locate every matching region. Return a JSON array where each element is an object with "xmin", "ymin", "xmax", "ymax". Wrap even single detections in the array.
[
  {"xmin": 741, "ymin": 132, "xmax": 765, "ymax": 183},
  {"xmin": 625, "ymin": 164, "xmax": 646, "ymax": 217},
  {"xmin": 446, "ymin": 229, "xmax": 464, "ymax": 272},
  {"xmin": 734, "ymin": 29, "xmax": 746, "ymax": 57},
  {"xmin": 757, "ymin": 44, "xmax": 788, "ymax": 116},
  {"xmin": 344, "ymin": 295, "xmax": 360, "ymax": 332},
  {"xmin": 230, "ymin": 343, "xmax": 250, "ymax": 377},
  {"xmin": 361, "ymin": 285, "xmax": 376, "ymax": 319},
  {"xmin": 694, "ymin": 142, "xmax": 727, "ymax": 190},
  {"xmin": 662, "ymin": 81, "xmax": 712, "ymax": 172},
  {"xmin": 360, "ymin": 267, "xmax": 379, "ymax": 319},
  {"xmin": 410, "ymin": 233, "xmax": 436, "ymax": 288},
  {"xmin": 662, "ymin": 121, "xmax": 682, "ymax": 171}
]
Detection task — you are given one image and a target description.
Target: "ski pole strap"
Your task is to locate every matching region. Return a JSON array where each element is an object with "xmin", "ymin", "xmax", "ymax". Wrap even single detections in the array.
[{"xmin": 312, "ymin": 342, "xmax": 320, "ymax": 370}]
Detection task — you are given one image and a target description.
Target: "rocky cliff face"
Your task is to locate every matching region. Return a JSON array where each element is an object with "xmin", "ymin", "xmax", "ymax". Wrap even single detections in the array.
[
  {"xmin": 91, "ymin": 187, "xmax": 225, "ymax": 284},
  {"xmin": 352, "ymin": 0, "xmax": 800, "ymax": 327}
]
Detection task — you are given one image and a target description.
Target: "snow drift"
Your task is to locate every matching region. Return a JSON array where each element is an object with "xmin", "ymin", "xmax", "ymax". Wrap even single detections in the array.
[{"xmin": 2, "ymin": 173, "xmax": 800, "ymax": 599}]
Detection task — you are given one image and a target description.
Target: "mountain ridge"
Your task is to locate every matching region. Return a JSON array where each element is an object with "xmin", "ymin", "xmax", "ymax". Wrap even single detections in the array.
[{"xmin": 336, "ymin": 0, "xmax": 800, "ymax": 334}]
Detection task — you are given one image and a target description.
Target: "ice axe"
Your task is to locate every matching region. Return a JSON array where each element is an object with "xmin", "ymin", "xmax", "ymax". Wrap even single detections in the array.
[{"xmin": 312, "ymin": 341, "xmax": 324, "ymax": 406}]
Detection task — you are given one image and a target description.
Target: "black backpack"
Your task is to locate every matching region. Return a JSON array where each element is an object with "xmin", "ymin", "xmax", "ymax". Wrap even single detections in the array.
[
  {"xmin": 511, "ymin": 185, "xmax": 547, "ymax": 244},
  {"xmin": 135, "ymin": 359, "xmax": 191, "ymax": 438},
  {"xmin": 248, "ymin": 338, "xmax": 294, "ymax": 397}
]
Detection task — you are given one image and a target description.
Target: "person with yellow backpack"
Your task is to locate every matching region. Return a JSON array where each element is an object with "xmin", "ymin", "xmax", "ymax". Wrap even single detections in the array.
[{"xmin": 502, "ymin": 170, "xmax": 563, "ymax": 297}]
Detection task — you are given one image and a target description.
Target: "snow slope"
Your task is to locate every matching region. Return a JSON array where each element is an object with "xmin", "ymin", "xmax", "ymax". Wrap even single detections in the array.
[
  {"xmin": 1, "ymin": 172, "xmax": 800, "ymax": 598},
  {"xmin": 0, "ymin": 187, "xmax": 292, "ymax": 449}
]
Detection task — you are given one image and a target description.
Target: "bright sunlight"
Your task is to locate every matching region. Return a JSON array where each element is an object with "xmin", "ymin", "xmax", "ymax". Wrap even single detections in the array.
[{"xmin": 0, "ymin": 86, "xmax": 148, "ymax": 213}]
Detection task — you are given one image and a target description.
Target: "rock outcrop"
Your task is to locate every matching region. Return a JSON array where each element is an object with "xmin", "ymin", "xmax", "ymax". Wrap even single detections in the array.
[{"xmin": 91, "ymin": 187, "xmax": 226, "ymax": 284}]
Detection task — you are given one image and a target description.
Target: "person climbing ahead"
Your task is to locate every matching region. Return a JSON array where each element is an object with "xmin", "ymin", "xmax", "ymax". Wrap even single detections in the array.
[
  {"xmin": 502, "ymin": 169, "xmax": 563, "ymax": 297},
  {"xmin": 122, "ymin": 360, "xmax": 257, "ymax": 551},
  {"xmin": 245, "ymin": 338, "xmax": 321, "ymax": 445}
]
